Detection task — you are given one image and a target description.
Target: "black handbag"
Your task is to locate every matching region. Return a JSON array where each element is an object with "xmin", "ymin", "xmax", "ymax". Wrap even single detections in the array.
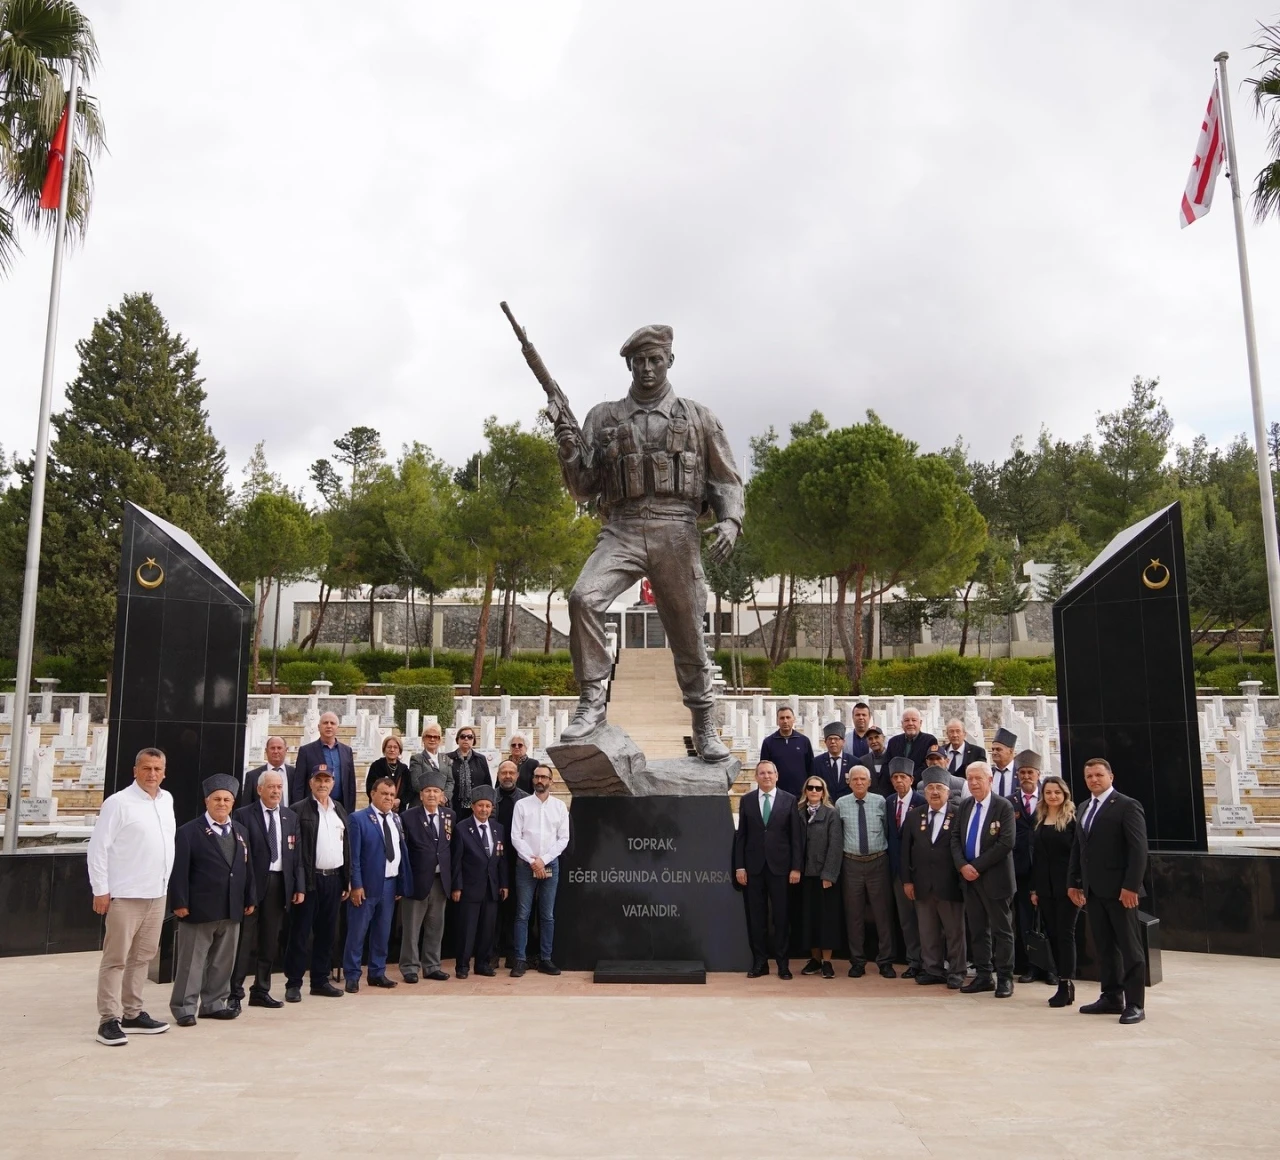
[{"xmin": 1026, "ymin": 908, "xmax": 1056, "ymax": 974}]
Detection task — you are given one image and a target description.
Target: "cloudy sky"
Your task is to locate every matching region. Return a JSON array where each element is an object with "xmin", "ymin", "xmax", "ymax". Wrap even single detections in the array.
[{"xmin": 3, "ymin": 1, "xmax": 1280, "ymax": 497}]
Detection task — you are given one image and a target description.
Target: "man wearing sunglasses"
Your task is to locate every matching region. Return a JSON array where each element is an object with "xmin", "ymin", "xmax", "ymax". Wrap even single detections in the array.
[{"xmin": 449, "ymin": 728, "xmax": 493, "ymax": 821}]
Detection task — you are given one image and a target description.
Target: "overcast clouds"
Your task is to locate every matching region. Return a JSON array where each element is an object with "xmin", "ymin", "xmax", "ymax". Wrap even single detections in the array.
[{"xmin": 3, "ymin": 1, "xmax": 1280, "ymax": 496}]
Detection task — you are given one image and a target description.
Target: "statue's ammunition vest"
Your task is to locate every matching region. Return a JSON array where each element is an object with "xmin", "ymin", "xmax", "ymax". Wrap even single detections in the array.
[{"xmin": 599, "ymin": 397, "xmax": 703, "ymax": 508}]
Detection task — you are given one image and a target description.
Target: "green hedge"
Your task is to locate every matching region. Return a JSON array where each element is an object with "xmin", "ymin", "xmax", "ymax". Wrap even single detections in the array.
[
  {"xmin": 1192, "ymin": 650, "xmax": 1273, "ymax": 675},
  {"xmin": 393, "ymin": 685, "xmax": 456, "ymax": 732},
  {"xmin": 381, "ymin": 667, "xmax": 455, "ymax": 687},
  {"xmin": 1197, "ymin": 663, "xmax": 1276, "ymax": 695},
  {"xmin": 350, "ymin": 649, "xmax": 408, "ymax": 680},
  {"xmin": 277, "ymin": 660, "xmax": 367, "ymax": 695},
  {"xmin": 761, "ymin": 653, "xmax": 1058, "ymax": 696},
  {"xmin": 768, "ymin": 659, "xmax": 849, "ymax": 695},
  {"xmin": 489, "ymin": 660, "xmax": 577, "ymax": 695}
]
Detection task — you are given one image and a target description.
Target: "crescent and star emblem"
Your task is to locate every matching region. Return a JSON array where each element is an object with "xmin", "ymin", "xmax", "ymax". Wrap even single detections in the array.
[
  {"xmin": 135, "ymin": 557, "xmax": 165, "ymax": 589},
  {"xmin": 1141, "ymin": 558, "xmax": 1170, "ymax": 590}
]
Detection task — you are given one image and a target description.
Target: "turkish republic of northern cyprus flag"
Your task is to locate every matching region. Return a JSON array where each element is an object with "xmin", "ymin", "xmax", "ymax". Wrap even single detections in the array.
[{"xmin": 1180, "ymin": 79, "xmax": 1226, "ymax": 228}]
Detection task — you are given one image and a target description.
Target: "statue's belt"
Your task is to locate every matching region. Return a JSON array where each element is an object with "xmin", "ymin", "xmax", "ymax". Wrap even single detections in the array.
[{"xmin": 607, "ymin": 506, "xmax": 698, "ymax": 524}]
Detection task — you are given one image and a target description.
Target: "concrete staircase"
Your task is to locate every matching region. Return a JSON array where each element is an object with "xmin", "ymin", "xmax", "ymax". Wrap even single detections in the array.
[{"xmin": 606, "ymin": 649, "xmax": 692, "ymax": 759}]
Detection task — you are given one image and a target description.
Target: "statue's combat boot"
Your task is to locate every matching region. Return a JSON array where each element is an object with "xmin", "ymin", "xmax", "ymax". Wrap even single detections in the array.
[
  {"xmin": 559, "ymin": 680, "xmax": 608, "ymax": 742},
  {"xmin": 691, "ymin": 706, "xmax": 731, "ymax": 762}
]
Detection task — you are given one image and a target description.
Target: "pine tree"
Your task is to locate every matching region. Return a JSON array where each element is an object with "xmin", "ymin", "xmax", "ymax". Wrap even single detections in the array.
[{"xmin": 2, "ymin": 292, "xmax": 230, "ymax": 671}]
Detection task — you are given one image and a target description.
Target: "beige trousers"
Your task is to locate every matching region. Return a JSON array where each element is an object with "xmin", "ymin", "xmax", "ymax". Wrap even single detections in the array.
[{"xmin": 97, "ymin": 896, "xmax": 166, "ymax": 1022}]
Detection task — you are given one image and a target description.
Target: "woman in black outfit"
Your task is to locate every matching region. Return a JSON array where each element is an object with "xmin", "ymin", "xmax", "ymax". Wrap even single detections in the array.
[
  {"xmin": 364, "ymin": 735, "xmax": 412, "ymax": 812},
  {"xmin": 1031, "ymin": 774, "xmax": 1079, "ymax": 1007},
  {"xmin": 796, "ymin": 778, "xmax": 844, "ymax": 979}
]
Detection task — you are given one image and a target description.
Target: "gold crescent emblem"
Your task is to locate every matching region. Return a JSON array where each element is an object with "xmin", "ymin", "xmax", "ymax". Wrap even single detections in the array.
[
  {"xmin": 136, "ymin": 557, "xmax": 165, "ymax": 589},
  {"xmin": 1141, "ymin": 558, "xmax": 1170, "ymax": 590}
]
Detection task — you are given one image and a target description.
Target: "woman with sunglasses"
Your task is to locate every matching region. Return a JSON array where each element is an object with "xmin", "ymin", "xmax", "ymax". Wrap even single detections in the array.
[
  {"xmin": 797, "ymin": 779, "xmax": 844, "ymax": 978},
  {"xmin": 1031, "ymin": 775, "xmax": 1079, "ymax": 1008}
]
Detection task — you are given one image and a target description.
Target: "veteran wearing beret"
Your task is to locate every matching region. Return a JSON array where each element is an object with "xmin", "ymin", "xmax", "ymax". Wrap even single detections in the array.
[
  {"xmin": 168, "ymin": 775, "xmax": 257, "ymax": 1026},
  {"xmin": 450, "ymin": 786, "xmax": 510, "ymax": 978},
  {"xmin": 555, "ymin": 324, "xmax": 744, "ymax": 760}
]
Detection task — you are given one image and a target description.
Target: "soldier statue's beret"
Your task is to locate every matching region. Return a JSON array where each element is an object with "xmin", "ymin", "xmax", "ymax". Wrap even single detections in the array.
[
  {"xmin": 470, "ymin": 786, "xmax": 496, "ymax": 804},
  {"xmin": 1014, "ymin": 749, "xmax": 1043, "ymax": 771},
  {"xmin": 888, "ymin": 756, "xmax": 915, "ymax": 777},
  {"xmin": 823, "ymin": 720, "xmax": 845, "ymax": 738},
  {"xmin": 922, "ymin": 768, "xmax": 950, "ymax": 787},
  {"xmin": 202, "ymin": 774, "xmax": 240, "ymax": 798},
  {"xmin": 619, "ymin": 324, "xmax": 674, "ymax": 359},
  {"xmin": 993, "ymin": 726, "xmax": 1017, "ymax": 748}
]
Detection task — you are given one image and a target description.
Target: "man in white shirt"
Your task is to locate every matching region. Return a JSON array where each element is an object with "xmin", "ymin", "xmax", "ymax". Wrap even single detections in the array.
[
  {"xmin": 87, "ymin": 747, "xmax": 176, "ymax": 1046},
  {"xmin": 509, "ymin": 765, "xmax": 571, "ymax": 977}
]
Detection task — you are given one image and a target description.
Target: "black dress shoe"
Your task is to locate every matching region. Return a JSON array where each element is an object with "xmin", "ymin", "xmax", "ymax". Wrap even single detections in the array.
[
  {"xmin": 960, "ymin": 975, "xmax": 995, "ymax": 994},
  {"xmin": 847, "ymin": 962, "xmax": 866, "ymax": 978},
  {"xmin": 510, "ymin": 960, "xmax": 527, "ymax": 977},
  {"xmin": 777, "ymin": 968, "xmax": 793, "ymax": 980},
  {"xmin": 248, "ymin": 992, "xmax": 284, "ymax": 1009},
  {"xmin": 426, "ymin": 970, "xmax": 450, "ymax": 981},
  {"xmin": 175, "ymin": 1015, "xmax": 197, "ymax": 1027},
  {"xmin": 1018, "ymin": 969, "xmax": 1038, "ymax": 984},
  {"xmin": 878, "ymin": 963, "xmax": 897, "ymax": 979},
  {"xmin": 1079, "ymin": 995, "xmax": 1125, "ymax": 1015},
  {"xmin": 368, "ymin": 975, "xmax": 397, "ymax": 989},
  {"xmin": 994, "ymin": 976, "xmax": 1014, "ymax": 998},
  {"xmin": 1045, "ymin": 971, "xmax": 1060, "ymax": 986},
  {"xmin": 456, "ymin": 967, "xmax": 470, "ymax": 979},
  {"xmin": 801, "ymin": 958, "xmax": 822, "ymax": 975},
  {"xmin": 202, "ymin": 1007, "xmax": 238, "ymax": 1020},
  {"xmin": 476, "ymin": 966, "xmax": 496, "ymax": 977},
  {"xmin": 902, "ymin": 965, "xmax": 920, "ymax": 979},
  {"xmin": 401, "ymin": 973, "xmax": 419, "ymax": 984},
  {"xmin": 1119, "ymin": 1005, "xmax": 1146, "ymax": 1025},
  {"xmin": 946, "ymin": 975, "xmax": 964, "ymax": 990},
  {"xmin": 226, "ymin": 998, "xmax": 242, "ymax": 1015},
  {"xmin": 915, "ymin": 974, "xmax": 947, "ymax": 986},
  {"xmin": 537, "ymin": 961, "xmax": 562, "ymax": 976},
  {"xmin": 821, "ymin": 961, "xmax": 835, "ymax": 979},
  {"xmin": 285, "ymin": 987, "xmax": 302, "ymax": 1003},
  {"xmin": 344, "ymin": 980, "xmax": 359, "ymax": 994},
  {"xmin": 746, "ymin": 965, "xmax": 768, "ymax": 979},
  {"xmin": 1047, "ymin": 981, "xmax": 1075, "ymax": 1008},
  {"xmin": 310, "ymin": 981, "xmax": 343, "ymax": 998}
]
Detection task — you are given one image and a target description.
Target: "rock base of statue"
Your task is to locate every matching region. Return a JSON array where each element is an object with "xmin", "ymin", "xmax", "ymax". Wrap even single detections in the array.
[
  {"xmin": 553, "ymin": 795, "xmax": 749, "ymax": 972},
  {"xmin": 549, "ymin": 725, "xmax": 738, "ymax": 797}
]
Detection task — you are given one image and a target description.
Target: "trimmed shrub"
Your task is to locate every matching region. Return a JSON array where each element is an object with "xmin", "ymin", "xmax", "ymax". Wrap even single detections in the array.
[
  {"xmin": 1199, "ymin": 662, "xmax": 1276, "ymax": 695},
  {"xmin": 381, "ymin": 667, "xmax": 455, "ymax": 687},
  {"xmin": 30, "ymin": 654, "xmax": 107, "ymax": 691},
  {"xmin": 394, "ymin": 685, "xmax": 455, "ymax": 731},
  {"xmin": 278, "ymin": 659, "xmax": 366, "ymax": 694},
  {"xmin": 491, "ymin": 661, "xmax": 578, "ymax": 695},
  {"xmin": 769, "ymin": 659, "xmax": 848, "ymax": 695},
  {"xmin": 278, "ymin": 661, "xmax": 322, "ymax": 694},
  {"xmin": 350, "ymin": 649, "xmax": 406, "ymax": 680}
]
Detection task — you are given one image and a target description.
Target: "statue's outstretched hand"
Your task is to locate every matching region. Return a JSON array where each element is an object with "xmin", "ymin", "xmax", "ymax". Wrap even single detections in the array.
[{"xmin": 703, "ymin": 521, "xmax": 739, "ymax": 564}]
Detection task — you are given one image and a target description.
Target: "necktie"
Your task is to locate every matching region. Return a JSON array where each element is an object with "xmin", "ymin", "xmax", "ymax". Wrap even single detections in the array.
[
  {"xmin": 996, "ymin": 769, "xmax": 1007, "ymax": 796},
  {"xmin": 266, "ymin": 809, "xmax": 278, "ymax": 862},
  {"xmin": 219, "ymin": 823, "xmax": 229, "ymax": 837},
  {"xmin": 1024, "ymin": 793, "xmax": 1033, "ymax": 815},
  {"xmin": 1083, "ymin": 798, "xmax": 1100, "ymax": 833},
  {"xmin": 949, "ymin": 749, "xmax": 960, "ymax": 774},
  {"xmin": 896, "ymin": 798, "xmax": 905, "ymax": 829},
  {"xmin": 761, "ymin": 794, "xmax": 772, "ymax": 825},
  {"xmin": 857, "ymin": 798, "xmax": 868, "ymax": 854},
  {"xmin": 965, "ymin": 803, "xmax": 982, "ymax": 861},
  {"xmin": 929, "ymin": 809, "xmax": 940, "ymax": 840},
  {"xmin": 428, "ymin": 812, "xmax": 437, "ymax": 838},
  {"xmin": 480, "ymin": 823, "xmax": 491, "ymax": 855},
  {"xmin": 381, "ymin": 811, "xmax": 395, "ymax": 860}
]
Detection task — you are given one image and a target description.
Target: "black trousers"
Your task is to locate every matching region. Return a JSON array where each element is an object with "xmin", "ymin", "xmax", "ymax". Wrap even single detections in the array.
[
  {"xmin": 963, "ymin": 884, "xmax": 1015, "ymax": 978},
  {"xmin": 743, "ymin": 867, "xmax": 790, "ymax": 968},
  {"xmin": 457, "ymin": 899, "xmax": 497, "ymax": 970},
  {"xmin": 495, "ymin": 865, "xmax": 519, "ymax": 961},
  {"xmin": 285, "ymin": 871, "xmax": 342, "ymax": 987},
  {"xmin": 1039, "ymin": 893, "xmax": 1079, "ymax": 980},
  {"xmin": 1013, "ymin": 873, "xmax": 1035, "ymax": 973},
  {"xmin": 1087, "ymin": 892, "xmax": 1144, "ymax": 1008},
  {"xmin": 232, "ymin": 871, "xmax": 287, "ymax": 998}
]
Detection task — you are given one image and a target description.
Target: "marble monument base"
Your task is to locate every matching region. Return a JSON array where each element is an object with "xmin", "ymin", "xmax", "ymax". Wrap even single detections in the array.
[{"xmin": 549, "ymin": 724, "xmax": 738, "ymax": 797}]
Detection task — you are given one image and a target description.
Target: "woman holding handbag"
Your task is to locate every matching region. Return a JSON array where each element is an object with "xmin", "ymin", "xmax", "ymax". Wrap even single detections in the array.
[{"xmin": 1030, "ymin": 775, "xmax": 1079, "ymax": 1008}]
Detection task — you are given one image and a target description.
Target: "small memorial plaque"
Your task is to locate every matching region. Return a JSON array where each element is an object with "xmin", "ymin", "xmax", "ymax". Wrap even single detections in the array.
[
  {"xmin": 1238, "ymin": 770, "xmax": 1261, "ymax": 789},
  {"xmin": 1212, "ymin": 803, "xmax": 1256, "ymax": 826},
  {"xmin": 19, "ymin": 796, "xmax": 58, "ymax": 822},
  {"xmin": 62, "ymin": 747, "xmax": 91, "ymax": 763}
]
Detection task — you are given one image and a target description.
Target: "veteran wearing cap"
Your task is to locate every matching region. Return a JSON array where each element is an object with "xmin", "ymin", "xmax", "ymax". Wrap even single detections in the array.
[
  {"xmin": 450, "ymin": 786, "xmax": 509, "ymax": 978},
  {"xmin": 814, "ymin": 720, "xmax": 855, "ymax": 801},
  {"xmin": 923, "ymin": 742, "xmax": 969, "ymax": 805},
  {"xmin": 1010, "ymin": 749, "xmax": 1054, "ymax": 984},
  {"xmin": 168, "ymin": 775, "xmax": 257, "ymax": 1026},
  {"xmin": 901, "ymin": 768, "xmax": 967, "ymax": 988},
  {"xmin": 989, "ymin": 727, "xmax": 1019, "ymax": 798},
  {"xmin": 554, "ymin": 324, "xmax": 744, "ymax": 761}
]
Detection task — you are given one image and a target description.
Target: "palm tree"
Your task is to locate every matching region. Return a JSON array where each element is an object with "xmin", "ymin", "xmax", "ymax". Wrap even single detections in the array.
[
  {"xmin": 0, "ymin": 0, "xmax": 104, "ymax": 272},
  {"xmin": 1247, "ymin": 22, "xmax": 1280, "ymax": 221}
]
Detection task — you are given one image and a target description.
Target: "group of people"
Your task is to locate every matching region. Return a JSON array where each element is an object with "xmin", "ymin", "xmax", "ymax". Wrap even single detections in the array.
[
  {"xmin": 86, "ymin": 714, "xmax": 570, "ymax": 1047},
  {"xmin": 735, "ymin": 706, "xmax": 1152, "ymax": 1024}
]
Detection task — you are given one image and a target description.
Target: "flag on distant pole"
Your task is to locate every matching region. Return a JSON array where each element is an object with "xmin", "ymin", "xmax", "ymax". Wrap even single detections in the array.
[
  {"xmin": 38, "ymin": 104, "xmax": 70, "ymax": 210},
  {"xmin": 1180, "ymin": 79, "xmax": 1226, "ymax": 227}
]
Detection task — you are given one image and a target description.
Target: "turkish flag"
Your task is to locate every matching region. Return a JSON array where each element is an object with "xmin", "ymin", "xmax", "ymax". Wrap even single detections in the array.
[
  {"xmin": 1180, "ymin": 79, "xmax": 1225, "ymax": 228},
  {"xmin": 39, "ymin": 104, "xmax": 69, "ymax": 210}
]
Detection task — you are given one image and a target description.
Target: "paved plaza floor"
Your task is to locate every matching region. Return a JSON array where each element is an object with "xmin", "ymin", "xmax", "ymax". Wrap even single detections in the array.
[{"xmin": 0, "ymin": 949, "xmax": 1275, "ymax": 1158}]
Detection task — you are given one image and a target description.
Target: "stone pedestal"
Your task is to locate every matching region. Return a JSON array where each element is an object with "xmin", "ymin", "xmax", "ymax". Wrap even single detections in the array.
[{"xmin": 549, "ymin": 727, "xmax": 738, "ymax": 797}]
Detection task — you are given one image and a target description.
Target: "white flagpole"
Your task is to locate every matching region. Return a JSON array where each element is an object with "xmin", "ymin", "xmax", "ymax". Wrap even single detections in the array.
[
  {"xmin": 3, "ymin": 61, "xmax": 80, "ymax": 854},
  {"xmin": 1215, "ymin": 51, "xmax": 1280, "ymax": 695}
]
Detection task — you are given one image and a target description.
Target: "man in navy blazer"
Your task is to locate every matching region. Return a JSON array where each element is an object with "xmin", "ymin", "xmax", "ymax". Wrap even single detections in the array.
[
  {"xmin": 450, "ymin": 786, "xmax": 509, "ymax": 978},
  {"xmin": 229, "ymin": 768, "xmax": 304, "ymax": 1012},
  {"xmin": 885, "ymin": 708, "xmax": 937, "ymax": 774},
  {"xmin": 814, "ymin": 722, "xmax": 855, "ymax": 801},
  {"xmin": 733, "ymin": 761, "xmax": 804, "ymax": 979},
  {"xmin": 342, "ymin": 776, "xmax": 412, "ymax": 992},
  {"xmin": 168, "ymin": 775, "xmax": 257, "ymax": 1025},
  {"xmin": 292, "ymin": 712, "xmax": 357, "ymax": 811},
  {"xmin": 885, "ymin": 758, "xmax": 926, "ymax": 978}
]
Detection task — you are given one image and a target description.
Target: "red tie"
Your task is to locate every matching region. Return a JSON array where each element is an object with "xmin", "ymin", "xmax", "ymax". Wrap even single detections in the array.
[
  {"xmin": 1025, "ymin": 793, "xmax": 1033, "ymax": 813},
  {"xmin": 897, "ymin": 799, "xmax": 905, "ymax": 828}
]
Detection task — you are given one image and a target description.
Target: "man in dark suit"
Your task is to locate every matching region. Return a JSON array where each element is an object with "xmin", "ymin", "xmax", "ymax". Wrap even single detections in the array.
[
  {"xmin": 493, "ymin": 760, "xmax": 530, "ymax": 967},
  {"xmin": 814, "ymin": 721, "xmax": 855, "ymax": 801},
  {"xmin": 285, "ymin": 764, "xmax": 350, "ymax": 1002},
  {"xmin": 885, "ymin": 759, "xmax": 925, "ymax": 978},
  {"xmin": 988, "ymin": 727, "xmax": 1019, "ymax": 799},
  {"xmin": 168, "ymin": 775, "xmax": 256, "ymax": 1026},
  {"xmin": 292, "ymin": 713, "xmax": 357, "ymax": 811},
  {"xmin": 240, "ymin": 736, "xmax": 296, "ymax": 807},
  {"xmin": 733, "ymin": 761, "xmax": 804, "ymax": 979},
  {"xmin": 450, "ymin": 726, "xmax": 493, "ymax": 819},
  {"xmin": 1068, "ymin": 757, "xmax": 1150, "ymax": 1025},
  {"xmin": 342, "ymin": 776, "xmax": 412, "ymax": 992},
  {"xmin": 862, "ymin": 727, "xmax": 893, "ymax": 797},
  {"xmin": 941, "ymin": 719, "xmax": 985, "ymax": 780},
  {"xmin": 450, "ymin": 786, "xmax": 509, "ymax": 978},
  {"xmin": 902, "ymin": 768, "xmax": 966, "ymax": 988},
  {"xmin": 399, "ymin": 774, "xmax": 455, "ymax": 983},
  {"xmin": 1010, "ymin": 750, "xmax": 1052, "ymax": 984},
  {"xmin": 229, "ymin": 769, "xmax": 304, "ymax": 1012},
  {"xmin": 886, "ymin": 709, "xmax": 937, "ymax": 774},
  {"xmin": 951, "ymin": 761, "xmax": 1017, "ymax": 997}
]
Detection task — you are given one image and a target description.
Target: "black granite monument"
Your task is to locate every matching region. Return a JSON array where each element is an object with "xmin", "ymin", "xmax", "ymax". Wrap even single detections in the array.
[
  {"xmin": 105, "ymin": 502, "xmax": 253, "ymax": 826},
  {"xmin": 1052, "ymin": 502, "xmax": 1206, "ymax": 852}
]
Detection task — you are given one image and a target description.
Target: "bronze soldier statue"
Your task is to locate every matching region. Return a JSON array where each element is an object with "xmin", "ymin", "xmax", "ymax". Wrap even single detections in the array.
[{"xmin": 501, "ymin": 308, "xmax": 743, "ymax": 762}]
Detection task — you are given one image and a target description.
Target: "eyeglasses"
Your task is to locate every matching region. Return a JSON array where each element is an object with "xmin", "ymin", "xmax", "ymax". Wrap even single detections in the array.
[
  {"xmin": 458, "ymin": 734, "xmax": 474, "ymax": 742},
  {"xmin": 510, "ymin": 742, "xmax": 525, "ymax": 748}
]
